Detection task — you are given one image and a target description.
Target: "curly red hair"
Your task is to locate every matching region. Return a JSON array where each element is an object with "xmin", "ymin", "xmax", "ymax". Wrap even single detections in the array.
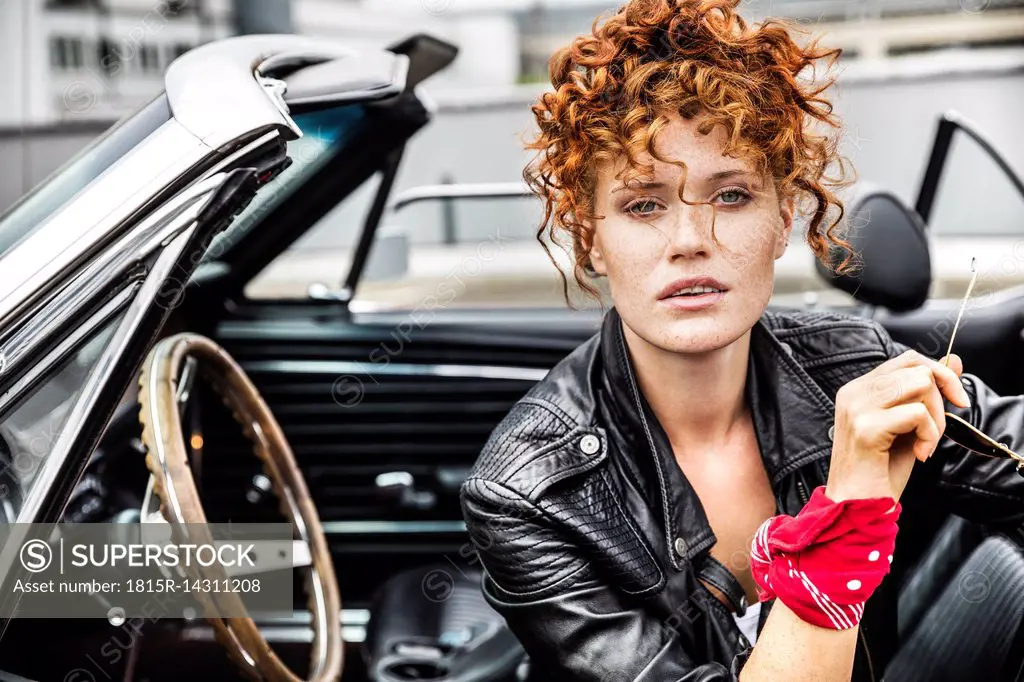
[{"xmin": 524, "ymin": 0, "xmax": 855, "ymax": 304}]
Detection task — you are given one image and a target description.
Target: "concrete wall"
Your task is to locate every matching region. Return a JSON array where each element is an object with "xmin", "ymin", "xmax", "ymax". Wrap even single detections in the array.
[
  {"xmin": 2, "ymin": 64, "xmax": 1022, "ymax": 250},
  {"xmin": 0, "ymin": 123, "xmax": 110, "ymax": 213},
  {"xmin": 290, "ymin": 63, "xmax": 1024, "ymax": 254}
]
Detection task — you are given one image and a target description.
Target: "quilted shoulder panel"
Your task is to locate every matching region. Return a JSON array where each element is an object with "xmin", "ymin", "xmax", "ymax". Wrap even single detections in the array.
[
  {"xmin": 463, "ymin": 396, "xmax": 664, "ymax": 601},
  {"xmin": 763, "ymin": 309, "xmax": 896, "ymax": 398}
]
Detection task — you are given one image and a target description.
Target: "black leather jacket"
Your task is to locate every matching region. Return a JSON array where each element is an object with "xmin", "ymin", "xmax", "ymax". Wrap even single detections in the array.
[{"xmin": 460, "ymin": 307, "xmax": 1024, "ymax": 681}]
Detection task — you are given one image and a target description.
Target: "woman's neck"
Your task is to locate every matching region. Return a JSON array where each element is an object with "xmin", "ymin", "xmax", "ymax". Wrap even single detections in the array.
[{"xmin": 621, "ymin": 322, "xmax": 752, "ymax": 461}]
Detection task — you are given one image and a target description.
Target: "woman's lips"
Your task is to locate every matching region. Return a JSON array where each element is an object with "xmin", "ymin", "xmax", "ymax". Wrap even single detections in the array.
[{"xmin": 658, "ymin": 290, "xmax": 727, "ymax": 311}]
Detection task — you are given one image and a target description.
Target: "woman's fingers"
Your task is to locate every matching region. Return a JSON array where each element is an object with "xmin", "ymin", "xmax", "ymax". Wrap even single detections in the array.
[
  {"xmin": 917, "ymin": 383, "xmax": 946, "ymax": 461},
  {"xmin": 944, "ymin": 352, "xmax": 965, "ymax": 378},
  {"xmin": 876, "ymin": 402, "xmax": 941, "ymax": 459},
  {"xmin": 868, "ymin": 364, "xmax": 949, "ymax": 461},
  {"xmin": 829, "ymin": 348, "xmax": 967, "ymax": 503},
  {"xmin": 886, "ymin": 350, "xmax": 970, "ymax": 409}
]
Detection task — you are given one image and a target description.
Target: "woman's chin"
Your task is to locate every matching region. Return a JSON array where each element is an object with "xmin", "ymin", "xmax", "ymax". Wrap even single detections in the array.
[
  {"xmin": 637, "ymin": 333, "xmax": 721, "ymax": 355},
  {"xmin": 643, "ymin": 316, "xmax": 751, "ymax": 355}
]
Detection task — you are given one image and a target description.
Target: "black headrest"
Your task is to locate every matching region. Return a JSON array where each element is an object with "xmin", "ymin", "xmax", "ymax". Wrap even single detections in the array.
[{"xmin": 814, "ymin": 185, "xmax": 931, "ymax": 312}]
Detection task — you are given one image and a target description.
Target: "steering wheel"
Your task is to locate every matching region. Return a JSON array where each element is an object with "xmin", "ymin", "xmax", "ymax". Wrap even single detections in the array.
[{"xmin": 137, "ymin": 333, "xmax": 343, "ymax": 682}]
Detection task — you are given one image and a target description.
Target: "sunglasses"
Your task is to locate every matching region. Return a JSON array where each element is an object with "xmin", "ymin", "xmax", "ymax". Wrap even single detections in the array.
[{"xmin": 939, "ymin": 258, "xmax": 1024, "ymax": 471}]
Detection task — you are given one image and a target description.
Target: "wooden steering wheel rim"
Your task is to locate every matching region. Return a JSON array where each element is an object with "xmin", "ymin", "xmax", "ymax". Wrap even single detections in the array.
[{"xmin": 138, "ymin": 332, "xmax": 343, "ymax": 682}]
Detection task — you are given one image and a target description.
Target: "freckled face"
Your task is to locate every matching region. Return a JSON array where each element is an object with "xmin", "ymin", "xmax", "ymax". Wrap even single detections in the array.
[{"xmin": 588, "ymin": 114, "xmax": 794, "ymax": 354}]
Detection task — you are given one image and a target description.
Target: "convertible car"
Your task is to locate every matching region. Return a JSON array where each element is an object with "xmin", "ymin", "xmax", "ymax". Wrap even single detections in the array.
[{"xmin": 0, "ymin": 30, "xmax": 1022, "ymax": 682}]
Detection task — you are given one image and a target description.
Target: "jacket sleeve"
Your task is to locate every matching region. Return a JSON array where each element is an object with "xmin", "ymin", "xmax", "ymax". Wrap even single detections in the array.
[
  {"xmin": 460, "ymin": 476, "xmax": 750, "ymax": 682},
  {"xmin": 880, "ymin": 331, "xmax": 1024, "ymax": 524}
]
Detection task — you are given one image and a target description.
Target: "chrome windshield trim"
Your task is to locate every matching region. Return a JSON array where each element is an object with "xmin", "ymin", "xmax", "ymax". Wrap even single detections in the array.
[
  {"xmin": 0, "ymin": 174, "xmax": 228, "ymax": 381},
  {"xmin": 0, "ymin": 120, "xmax": 209, "ymax": 331},
  {"xmin": 165, "ymin": 34, "xmax": 398, "ymax": 149},
  {"xmin": 10, "ymin": 226, "xmax": 198, "ymax": 529},
  {"xmin": 0, "ymin": 286, "xmax": 136, "ymax": 415},
  {"xmin": 202, "ymin": 130, "xmax": 282, "ymax": 179}
]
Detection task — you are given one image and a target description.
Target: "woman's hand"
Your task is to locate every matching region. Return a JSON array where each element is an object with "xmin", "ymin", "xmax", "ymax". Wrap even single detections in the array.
[{"xmin": 826, "ymin": 350, "xmax": 970, "ymax": 503}]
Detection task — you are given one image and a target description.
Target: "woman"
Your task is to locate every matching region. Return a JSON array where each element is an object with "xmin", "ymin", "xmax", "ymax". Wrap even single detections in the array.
[{"xmin": 460, "ymin": 0, "xmax": 1024, "ymax": 680}]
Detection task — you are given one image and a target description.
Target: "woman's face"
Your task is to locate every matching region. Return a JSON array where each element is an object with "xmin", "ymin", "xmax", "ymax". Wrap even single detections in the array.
[{"xmin": 589, "ymin": 114, "xmax": 794, "ymax": 355}]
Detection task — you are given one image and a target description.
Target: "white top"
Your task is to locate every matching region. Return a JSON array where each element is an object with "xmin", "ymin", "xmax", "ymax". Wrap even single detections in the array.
[{"xmin": 733, "ymin": 602, "xmax": 762, "ymax": 646}]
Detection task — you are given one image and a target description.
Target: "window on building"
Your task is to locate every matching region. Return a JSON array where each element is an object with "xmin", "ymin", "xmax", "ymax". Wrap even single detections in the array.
[
  {"xmin": 50, "ymin": 36, "xmax": 85, "ymax": 70},
  {"xmin": 167, "ymin": 0, "xmax": 191, "ymax": 14},
  {"xmin": 68, "ymin": 38, "xmax": 84, "ymax": 68},
  {"xmin": 98, "ymin": 38, "xmax": 121, "ymax": 76},
  {"xmin": 49, "ymin": 37, "xmax": 64, "ymax": 69},
  {"xmin": 46, "ymin": 0, "xmax": 102, "ymax": 8},
  {"xmin": 138, "ymin": 44, "xmax": 160, "ymax": 73},
  {"xmin": 168, "ymin": 42, "xmax": 192, "ymax": 63}
]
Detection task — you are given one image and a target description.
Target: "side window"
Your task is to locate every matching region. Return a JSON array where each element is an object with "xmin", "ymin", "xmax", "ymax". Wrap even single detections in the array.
[
  {"xmin": 0, "ymin": 313, "xmax": 121, "ymax": 521},
  {"xmin": 928, "ymin": 132, "xmax": 1024, "ymax": 237},
  {"xmin": 243, "ymin": 173, "xmax": 381, "ymax": 300},
  {"xmin": 350, "ymin": 193, "xmax": 605, "ymax": 309}
]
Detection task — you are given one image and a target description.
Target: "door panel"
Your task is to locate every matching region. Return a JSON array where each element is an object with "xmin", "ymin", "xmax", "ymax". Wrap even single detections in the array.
[{"xmin": 205, "ymin": 304, "xmax": 601, "ymax": 607}]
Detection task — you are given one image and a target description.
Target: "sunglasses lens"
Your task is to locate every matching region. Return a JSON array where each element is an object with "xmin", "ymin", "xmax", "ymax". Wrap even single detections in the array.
[{"xmin": 944, "ymin": 414, "xmax": 1005, "ymax": 459}]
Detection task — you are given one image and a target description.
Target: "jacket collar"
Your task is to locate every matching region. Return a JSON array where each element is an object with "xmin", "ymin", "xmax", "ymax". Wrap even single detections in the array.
[{"xmin": 597, "ymin": 307, "xmax": 835, "ymax": 568}]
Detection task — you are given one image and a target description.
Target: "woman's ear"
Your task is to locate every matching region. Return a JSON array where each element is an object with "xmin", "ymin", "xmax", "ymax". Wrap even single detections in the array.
[
  {"xmin": 773, "ymin": 194, "xmax": 796, "ymax": 260},
  {"xmin": 587, "ymin": 227, "xmax": 608, "ymax": 275}
]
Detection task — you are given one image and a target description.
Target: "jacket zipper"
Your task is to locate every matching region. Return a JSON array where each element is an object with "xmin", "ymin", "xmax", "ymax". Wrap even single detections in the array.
[
  {"xmin": 619, "ymin": 336, "xmax": 679, "ymax": 567},
  {"xmin": 796, "ymin": 477, "xmax": 809, "ymax": 506},
  {"xmin": 858, "ymin": 625, "xmax": 876, "ymax": 682}
]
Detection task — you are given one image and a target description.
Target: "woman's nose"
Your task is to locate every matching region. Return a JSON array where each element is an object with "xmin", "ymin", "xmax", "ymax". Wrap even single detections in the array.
[{"xmin": 666, "ymin": 202, "xmax": 715, "ymax": 258}]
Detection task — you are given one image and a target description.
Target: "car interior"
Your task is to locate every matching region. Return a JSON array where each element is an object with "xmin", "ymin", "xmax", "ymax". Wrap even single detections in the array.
[{"xmin": 0, "ymin": 32, "xmax": 1023, "ymax": 682}]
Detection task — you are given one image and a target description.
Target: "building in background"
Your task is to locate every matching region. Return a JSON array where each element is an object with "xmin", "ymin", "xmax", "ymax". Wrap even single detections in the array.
[
  {"xmin": 1, "ymin": 0, "xmax": 1022, "ymax": 126},
  {"xmin": 515, "ymin": 0, "xmax": 1024, "ymax": 76},
  {"xmin": 0, "ymin": 0, "xmax": 233, "ymax": 126},
  {"xmin": 0, "ymin": 0, "xmax": 1022, "ymax": 304}
]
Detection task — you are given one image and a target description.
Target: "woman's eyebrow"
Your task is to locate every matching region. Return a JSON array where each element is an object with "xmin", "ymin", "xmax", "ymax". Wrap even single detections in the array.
[
  {"xmin": 704, "ymin": 169, "xmax": 753, "ymax": 182},
  {"xmin": 610, "ymin": 170, "xmax": 756, "ymax": 194},
  {"xmin": 610, "ymin": 181, "xmax": 665, "ymax": 194}
]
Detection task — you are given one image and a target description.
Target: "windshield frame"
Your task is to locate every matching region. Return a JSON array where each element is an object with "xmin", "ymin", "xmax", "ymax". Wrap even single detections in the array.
[
  {"xmin": 209, "ymin": 91, "xmax": 433, "ymax": 305},
  {"xmin": 0, "ymin": 94, "xmax": 173, "ymax": 257},
  {"xmin": 915, "ymin": 110, "xmax": 1024, "ymax": 232}
]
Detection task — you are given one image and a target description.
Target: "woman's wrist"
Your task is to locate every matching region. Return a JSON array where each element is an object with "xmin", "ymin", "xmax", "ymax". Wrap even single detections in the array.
[
  {"xmin": 825, "ymin": 473, "xmax": 892, "ymax": 503},
  {"xmin": 751, "ymin": 486, "xmax": 901, "ymax": 630}
]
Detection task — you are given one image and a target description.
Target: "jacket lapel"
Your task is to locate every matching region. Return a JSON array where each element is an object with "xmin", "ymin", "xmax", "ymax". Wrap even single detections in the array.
[
  {"xmin": 747, "ymin": 317, "xmax": 836, "ymax": 486},
  {"xmin": 598, "ymin": 308, "xmax": 837, "ymax": 568}
]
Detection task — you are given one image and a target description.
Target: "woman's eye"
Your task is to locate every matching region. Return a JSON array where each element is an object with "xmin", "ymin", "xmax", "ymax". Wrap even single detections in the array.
[
  {"xmin": 716, "ymin": 190, "xmax": 749, "ymax": 206},
  {"xmin": 626, "ymin": 199, "xmax": 661, "ymax": 216}
]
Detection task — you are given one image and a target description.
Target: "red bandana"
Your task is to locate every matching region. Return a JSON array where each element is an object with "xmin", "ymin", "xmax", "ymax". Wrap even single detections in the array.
[{"xmin": 750, "ymin": 486, "xmax": 901, "ymax": 629}]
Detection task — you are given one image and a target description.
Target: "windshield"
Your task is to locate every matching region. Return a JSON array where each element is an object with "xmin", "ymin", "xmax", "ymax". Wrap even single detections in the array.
[
  {"xmin": 201, "ymin": 104, "xmax": 369, "ymax": 264},
  {"xmin": 0, "ymin": 94, "xmax": 172, "ymax": 257}
]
